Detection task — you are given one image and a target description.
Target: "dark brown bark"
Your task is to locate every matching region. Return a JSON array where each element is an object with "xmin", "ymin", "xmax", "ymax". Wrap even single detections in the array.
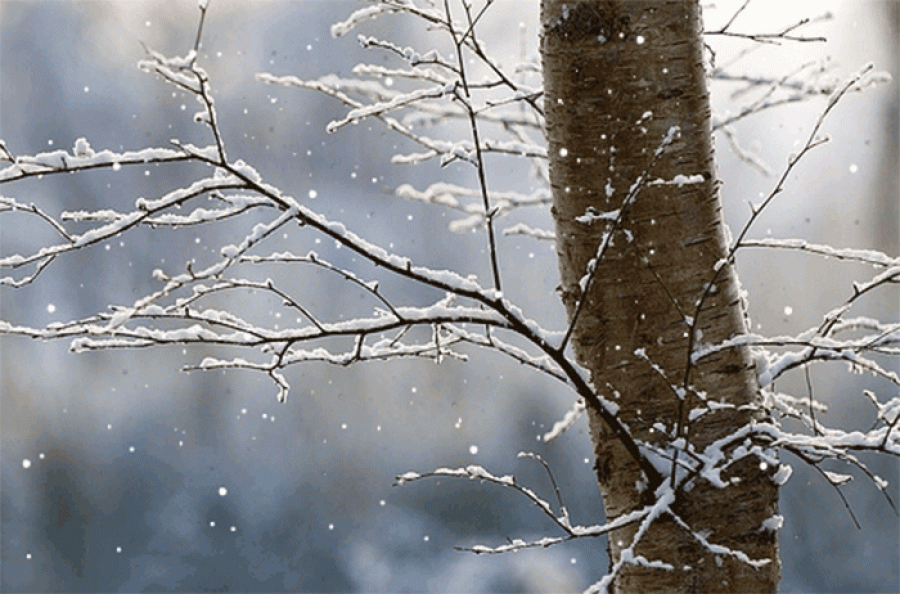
[{"xmin": 541, "ymin": 1, "xmax": 780, "ymax": 591}]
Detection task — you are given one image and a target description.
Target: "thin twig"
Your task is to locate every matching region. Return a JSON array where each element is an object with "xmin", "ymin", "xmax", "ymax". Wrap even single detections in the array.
[{"xmin": 444, "ymin": 0, "xmax": 502, "ymax": 292}]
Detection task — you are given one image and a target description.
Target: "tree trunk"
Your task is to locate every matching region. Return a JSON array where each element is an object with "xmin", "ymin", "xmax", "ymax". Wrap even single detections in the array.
[{"xmin": 541, "ymin": 1, "xmax": 780, "ymax": 592}]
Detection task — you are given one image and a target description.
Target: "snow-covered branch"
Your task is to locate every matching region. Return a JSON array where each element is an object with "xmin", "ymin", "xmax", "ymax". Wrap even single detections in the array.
[
  {"xmin": 0, "ymin": 170, "xmax": 240, "ymax": 286},
  {"xmin": 0, "ymin": 141, "xmax": 204, "ymax": 183},
  {"xmin": 395, "ymin": 459, "xmax": 652, "ymax": 555}
]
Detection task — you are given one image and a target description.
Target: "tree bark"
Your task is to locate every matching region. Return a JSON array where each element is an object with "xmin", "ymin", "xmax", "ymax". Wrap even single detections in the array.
[{"xmin": 541, "ymin": 1, "xmax": 780, "ymax": 592}]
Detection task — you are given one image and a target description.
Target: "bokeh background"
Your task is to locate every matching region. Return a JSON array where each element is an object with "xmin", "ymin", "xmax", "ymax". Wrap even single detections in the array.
[{"xmin": 1, "ymin": 1, "xmax": 897, "ymax": 592}]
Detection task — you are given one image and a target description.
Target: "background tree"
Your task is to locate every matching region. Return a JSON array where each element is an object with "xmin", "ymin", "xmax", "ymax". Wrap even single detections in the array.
[{"xmin": 1, "ymin": 1, "xmax": 897, "ymax": 592}]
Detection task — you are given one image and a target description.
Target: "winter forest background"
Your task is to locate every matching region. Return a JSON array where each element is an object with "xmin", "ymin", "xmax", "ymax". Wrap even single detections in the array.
[{"xmin": 0, "ymin": 0, "xmax": 897, "ymax": 592}]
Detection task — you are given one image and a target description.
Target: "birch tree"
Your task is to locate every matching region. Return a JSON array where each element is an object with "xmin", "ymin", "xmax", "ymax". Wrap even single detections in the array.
[
  {"xmin": 1, "ymin": 1, "xmax": 897, "ymax": 592},
  {"xmin": 542, "ymin": 1, "xmax": 780, "ymax": 591}
]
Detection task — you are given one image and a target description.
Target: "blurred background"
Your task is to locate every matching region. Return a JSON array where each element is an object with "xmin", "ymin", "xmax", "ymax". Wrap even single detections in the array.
[{"xmin": 0, "ymin": 1, "xmax": 897, "ymax": 592}]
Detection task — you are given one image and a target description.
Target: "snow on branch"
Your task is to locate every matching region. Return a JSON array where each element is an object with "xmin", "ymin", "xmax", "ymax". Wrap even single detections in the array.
[
  {"xmin": 257, "ymin": 72, "xmax": 456, "ymax": 163},
  {"xmin": 676, "ymin": 64, "xmax": 900, "ymax": 494},
  {"xmin": 1, "ymin": 30, "xmax": 566, "ymax": 407},
  {"xmin": 404, "ymin": 440, "xmax": 782, "ymax": 589},
  {"xmin": 0, "ymin": 173, "xmax": 243, "ymax": 286},
  {"xmin": 541, "ymin": 397, "xmax": 585, "ymax": 442},
  {"xmin": 257, "ymin": 73, "xmax": 545, "ymax": 169},
  {"xmin": 327, "ymin": 81, "xmax": 459, "ymax": 133},
  {"xmin": 395, "ymin": 459, "xmax": 654, "ymax": 555},
  {"xmin": 332, "ymin": 1, "xmax": 445, "ymax": 39},
  {"xmin": 396, "ymin": 182, "xmax": 550, "ymax": 233},
  {"xmin": 351, "ymin": 62, "xmax": 450, "ymax": 86},
  {"xmin": 672, "ymin": 512, "xmax": 773, "ymax": 569},
  {"xmin": 741, "ymin": 237, "xmax": 900, "ymax": 268},
  {"xmin": 443, "ymin": 324, "xmax": 567, "ymax": 383},
  {"xmin": 358, "ymin": 34, "xmax": 455, "ymax": 72},
  {"xmin": 706, "ymin": 5, "xmax": 832, "ymax": 44},
  {"xmin": 589, "ymin": 485, "xmax": 677, "ymax": 594},
  {"xmin": 0, "ymin": 141, "xmax": 207, "ymax": 183},
  {"xmin": 693, "ymin": 327, "xmax": 900, "ymax": 389},
  {"xmin": 709, "ymin": 53, "xmax": 890, "ymax": 178},
  {"xmin": 330, "ymin": 5, "xmax": 397, "ymax": 38},
  {"xmin": 502, "ymin": 222, "xmax": 555, "ymax": 241},
  {"xmin": 0, "ymin": 22, "xmax": 579, "ymax": 413}
]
